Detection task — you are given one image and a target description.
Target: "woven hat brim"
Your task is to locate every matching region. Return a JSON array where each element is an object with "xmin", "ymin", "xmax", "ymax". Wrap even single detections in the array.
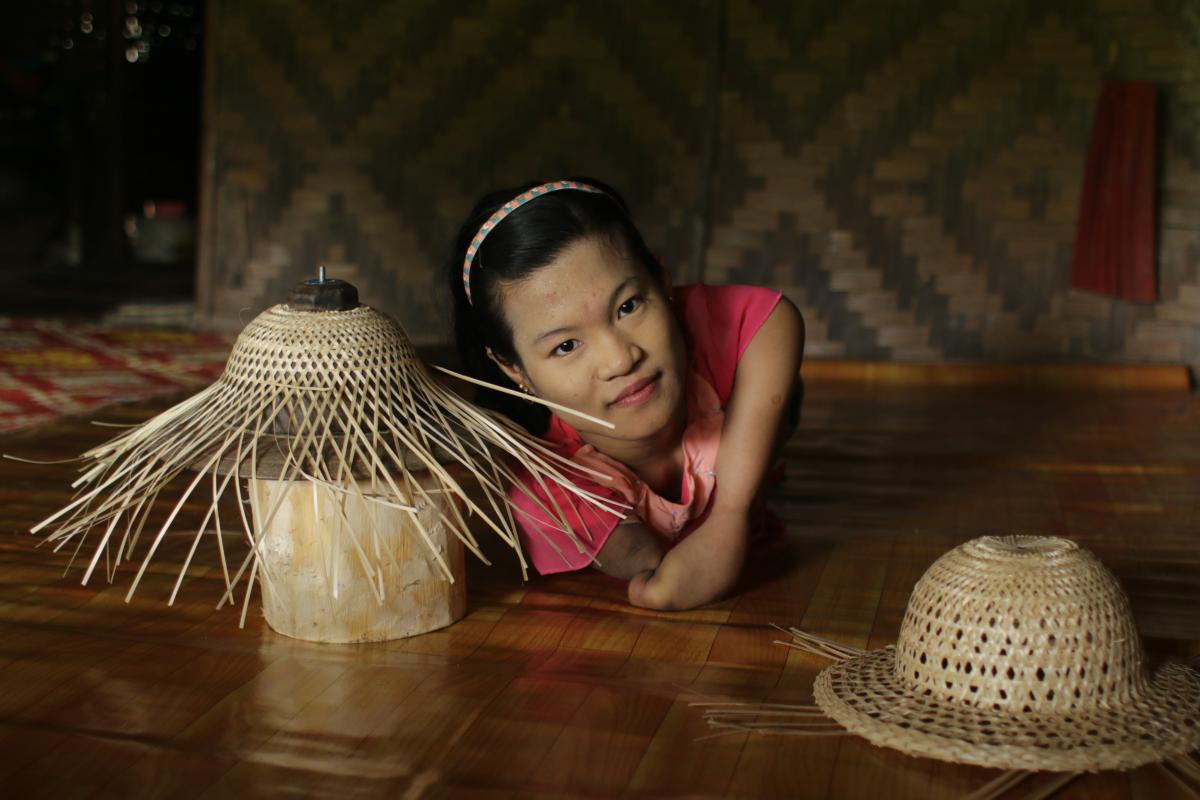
[{"xmin": 814, "ymin": 646, "xmax": 1200, "ymax": 772}]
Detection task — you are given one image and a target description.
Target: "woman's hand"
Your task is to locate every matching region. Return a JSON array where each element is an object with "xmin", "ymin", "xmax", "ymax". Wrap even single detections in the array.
[
  {"xmin": 627, "ymin": 509, "xmax": 750, "ymax": 610},
  {"xmin": 591, "ymin": 518, "xmax": 665, "ymax": 581}
]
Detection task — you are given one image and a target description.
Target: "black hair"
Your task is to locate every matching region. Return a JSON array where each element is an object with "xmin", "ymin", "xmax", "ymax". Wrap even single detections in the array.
[{"xmin": 446, "ymin": 177, "xmax": 665, "ymax": 434}]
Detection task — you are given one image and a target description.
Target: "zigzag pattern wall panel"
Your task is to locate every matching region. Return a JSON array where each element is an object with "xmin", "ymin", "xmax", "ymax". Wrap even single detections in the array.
[
  {"xmin": 708, "ymin": 0, "xmax": 1200, "ymax": 363},
  {"xmin": 197, "ymin": 0, "xmax": 1200, "ymax": 367},
  {"xmin": 197, "ymin": 0, "xmax": 713, "ymax": 338}
]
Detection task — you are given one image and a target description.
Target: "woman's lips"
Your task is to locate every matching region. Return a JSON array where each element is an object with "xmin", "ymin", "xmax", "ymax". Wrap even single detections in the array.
[{"xmin": 610, "ymin": 373, "xmax": 660, "ymax": 408}]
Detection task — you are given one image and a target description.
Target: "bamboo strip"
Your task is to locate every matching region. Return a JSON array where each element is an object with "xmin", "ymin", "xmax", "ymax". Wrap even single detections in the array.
[
  {"xmin": 432, "ymin": 364, "xmax": 615, "ymax": 429},
  {"xmin": 962, "ymin": 770, "xmax": 1029, "ymax": 800},
  {"xmin": 1014, "ymin": 772, "xmax": 1078, "ymax": 800}
]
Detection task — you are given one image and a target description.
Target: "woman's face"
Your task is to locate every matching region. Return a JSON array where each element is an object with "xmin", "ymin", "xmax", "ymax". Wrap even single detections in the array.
[{"xmin": 491, "ymin": 235, "xmax": 688, "ymax": 446}]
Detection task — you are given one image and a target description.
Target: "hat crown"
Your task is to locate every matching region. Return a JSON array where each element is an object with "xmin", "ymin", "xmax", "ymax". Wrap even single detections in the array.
[
  {"xmin": 223, "ymin": 304, "xmax": 418, "ymax": 389},
  {"xmin": 895, "ymin": 535, "xmax": 1147, "ymax": 715}
]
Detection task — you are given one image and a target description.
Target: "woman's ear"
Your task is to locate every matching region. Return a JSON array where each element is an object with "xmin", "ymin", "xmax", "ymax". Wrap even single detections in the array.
[{"xmin": 485, "ymin": 347, "xmax": 530, "ymax": 390}]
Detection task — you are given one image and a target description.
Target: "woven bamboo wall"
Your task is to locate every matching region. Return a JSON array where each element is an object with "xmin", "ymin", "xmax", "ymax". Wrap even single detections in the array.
[
  {"xmin": 196, "ymin": 0, "xmax": 1200, "ymax": 366},
  {"xmin": 195, "ymin": 0, "xmax": 715, "ymax": 337}
]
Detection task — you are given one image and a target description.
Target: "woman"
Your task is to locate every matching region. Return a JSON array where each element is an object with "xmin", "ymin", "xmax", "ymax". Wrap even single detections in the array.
[{"xmin": 447, "ymin": 178, "xmax": 804, "ymax": 610}]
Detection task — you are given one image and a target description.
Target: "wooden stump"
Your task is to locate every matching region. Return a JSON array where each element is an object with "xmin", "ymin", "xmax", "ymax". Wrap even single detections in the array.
[{"xmin": 248, "ymin": 476, "xmax": 467, "ymax": 643}]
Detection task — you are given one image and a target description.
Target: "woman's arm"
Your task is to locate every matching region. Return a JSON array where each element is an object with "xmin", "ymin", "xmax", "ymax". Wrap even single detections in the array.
[
  {"xmin": 628, "ymin": 297, "xmax": 805, "ymax": 610},
  {"xmin": 592, "ymin": 519, "xmax": 664, "ymax": 580}
]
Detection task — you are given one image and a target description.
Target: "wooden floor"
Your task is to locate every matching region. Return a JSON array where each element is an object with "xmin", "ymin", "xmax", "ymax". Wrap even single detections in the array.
[{"xmin": 1, "ymin": 369, "xmax": 1198, "ymax": 798}]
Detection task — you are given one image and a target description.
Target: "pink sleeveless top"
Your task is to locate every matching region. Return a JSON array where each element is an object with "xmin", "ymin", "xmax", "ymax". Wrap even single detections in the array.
[{"xmin": 508, "ymin": 284, "xmax": 782, "ymax": 574}]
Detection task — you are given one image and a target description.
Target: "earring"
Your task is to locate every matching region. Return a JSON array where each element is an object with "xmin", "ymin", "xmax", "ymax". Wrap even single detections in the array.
[{"xmin": 518, "ymin": 383, "xmax": 532, "ymax": 395}]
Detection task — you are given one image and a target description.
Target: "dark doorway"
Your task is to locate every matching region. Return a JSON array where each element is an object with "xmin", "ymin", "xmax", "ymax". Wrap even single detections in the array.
[{"xmin": 0, "ymin": 0, "xmax": 204, "ymax": 316}]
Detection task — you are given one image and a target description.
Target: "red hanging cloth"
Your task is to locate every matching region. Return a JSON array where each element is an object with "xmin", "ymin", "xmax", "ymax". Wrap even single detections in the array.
[{"xmin": 1070, "ymin": 80, "xmax": 1158, "ymax": 302}]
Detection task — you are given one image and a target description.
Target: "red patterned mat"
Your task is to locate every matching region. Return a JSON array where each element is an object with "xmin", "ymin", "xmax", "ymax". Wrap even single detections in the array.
[{"xmin": 0, "ymin": 317, "xmax": 231, "ymax": 434}]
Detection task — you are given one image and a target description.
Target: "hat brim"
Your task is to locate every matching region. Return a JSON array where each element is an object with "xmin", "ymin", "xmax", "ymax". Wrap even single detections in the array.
[{"xmin": 814, "ymin": 646, "xmax": 1200, "ymax": 772}]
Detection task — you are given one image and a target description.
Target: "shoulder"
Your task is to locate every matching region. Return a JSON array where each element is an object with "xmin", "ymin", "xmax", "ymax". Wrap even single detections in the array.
[
  {"xmin": 674, "ymin": 283, "xmax": 784, "ymax": 403},
  {"xmin": 673, "ymin": 284, "xmax": 782, "ymax": 325}
]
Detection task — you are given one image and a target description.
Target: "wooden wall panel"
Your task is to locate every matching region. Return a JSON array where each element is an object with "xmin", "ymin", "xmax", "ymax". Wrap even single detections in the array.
[
  {"xmin": 196, "ymin": 0, "xmax": 1200, "ymax": 369},
  {"xmin": 709, "ymin": 0, "xmax": 1200, "ymax": 363},
  {"xmin": 196, "ymin": 0, "xmax": 713, "ymax": 337}
]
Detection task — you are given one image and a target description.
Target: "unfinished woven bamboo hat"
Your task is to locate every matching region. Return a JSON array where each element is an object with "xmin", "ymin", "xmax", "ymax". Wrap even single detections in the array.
[
  {"xmin": 813, "ymin": 535, "xmax": 1200, "ymax": 772},
  {"xmin": 25, "ymin": 274, "xmax": 625, "ymax": 614}
]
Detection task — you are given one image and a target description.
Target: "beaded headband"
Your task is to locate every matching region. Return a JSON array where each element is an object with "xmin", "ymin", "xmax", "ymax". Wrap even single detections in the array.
[{"xmin": 462, "ymin": 180, "xmax": 606, "ymax": 305}]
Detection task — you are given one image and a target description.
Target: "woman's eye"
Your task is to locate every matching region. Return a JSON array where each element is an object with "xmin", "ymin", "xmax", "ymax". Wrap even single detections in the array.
[
  {"xmin": 617, "ymin": 295, "xmax": 644, "ymax": 317},
  {"xmin": 552, "ymin": 339, "xmax": 579, "ymax": 356}
]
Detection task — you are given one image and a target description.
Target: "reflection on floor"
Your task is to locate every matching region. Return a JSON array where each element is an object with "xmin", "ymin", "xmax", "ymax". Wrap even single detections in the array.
[{"xmin": 0, "ymin": 366, "xmax": 1197, "ymax": 798}]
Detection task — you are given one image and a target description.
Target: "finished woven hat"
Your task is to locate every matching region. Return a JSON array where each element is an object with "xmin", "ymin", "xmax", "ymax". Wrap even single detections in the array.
[{"xmin": 702, "ymin": 535, "xmax": 1200, "ymax": 774}]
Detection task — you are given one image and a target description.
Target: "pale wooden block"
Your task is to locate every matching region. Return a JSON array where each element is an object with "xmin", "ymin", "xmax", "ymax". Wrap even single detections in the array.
[{"xmin": 251, "ymin": 477, "xmax": 466, "ymax": 643}]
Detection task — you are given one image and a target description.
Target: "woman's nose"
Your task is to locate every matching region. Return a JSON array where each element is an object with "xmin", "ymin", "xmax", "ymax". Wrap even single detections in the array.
[{"xmin": 596, "ymin": 330, "xmax": 642, "ymax": 380}]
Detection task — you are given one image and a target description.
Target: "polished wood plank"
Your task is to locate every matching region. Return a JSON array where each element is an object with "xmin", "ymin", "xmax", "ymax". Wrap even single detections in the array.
[{"xmin": 1, "ymin": 376, "xmax": 1198, "ymax": 798}]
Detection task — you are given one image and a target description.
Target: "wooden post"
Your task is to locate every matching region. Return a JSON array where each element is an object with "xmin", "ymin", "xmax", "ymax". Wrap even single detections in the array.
[{"xmin": 248, "ymin": 475, "xmax": 467, "ymax": 643}]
